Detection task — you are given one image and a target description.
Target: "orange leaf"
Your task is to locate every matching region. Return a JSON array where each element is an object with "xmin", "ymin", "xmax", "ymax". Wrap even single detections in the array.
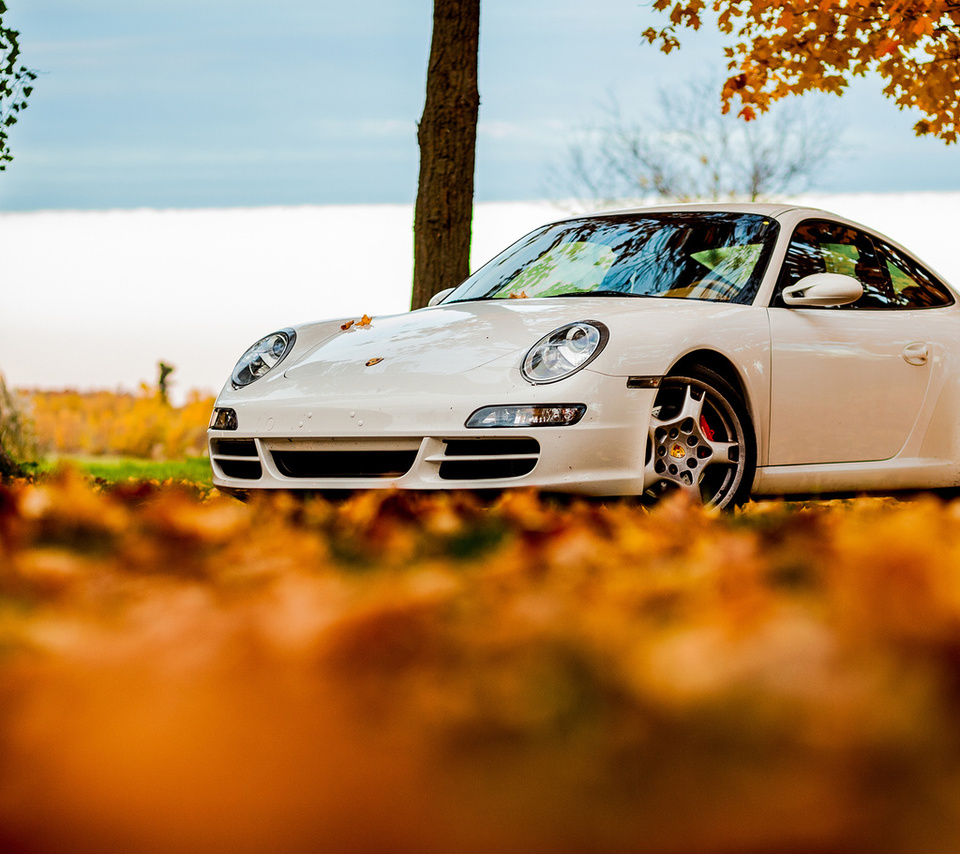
[
  {"xmin": 727, "ymin": 73, "xmax": 748, "ymax": 91},
  {"xmin": 340, "ymin": 320, "xmax": 355, "ymax": 331},
  {"xmin": 358, "ymin": 314, "xmax": 373, "ymax": 327},
  {"xmin": 876, "ymin": 38, "xmax": 900, "ymax": 57}
]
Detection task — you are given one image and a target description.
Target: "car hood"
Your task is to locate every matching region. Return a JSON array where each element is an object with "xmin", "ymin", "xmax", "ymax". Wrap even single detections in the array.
[
  {"xmin": 282, "ymin": 297, "xmax": 749, "ymax": 383},
  {"xmin": 284, "ymin": 302, "xmax": 528, "ymax": 381}
]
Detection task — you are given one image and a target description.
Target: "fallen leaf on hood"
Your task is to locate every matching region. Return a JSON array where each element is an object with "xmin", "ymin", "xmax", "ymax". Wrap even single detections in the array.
[{"xmin": 341, "ymin": 315, "xmax": 372, "ymax": 331}]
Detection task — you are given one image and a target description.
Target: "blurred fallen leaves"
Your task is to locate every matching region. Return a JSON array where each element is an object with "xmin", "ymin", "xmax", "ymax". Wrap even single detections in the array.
[{"xmin": 3, "ymin": 474, "xmax": 960, "ymax": 853}]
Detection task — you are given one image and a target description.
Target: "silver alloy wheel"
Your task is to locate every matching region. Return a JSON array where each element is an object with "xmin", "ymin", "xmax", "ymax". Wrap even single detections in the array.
[{"xmin": 644, "ymin": 375, "xmax": 749, "ymax": 509}]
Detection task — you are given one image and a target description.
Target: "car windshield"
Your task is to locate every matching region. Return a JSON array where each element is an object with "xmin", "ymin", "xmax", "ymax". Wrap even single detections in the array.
[{"xmin": 447, "ymin": 212, "xmax": 779, "ymax": 305}]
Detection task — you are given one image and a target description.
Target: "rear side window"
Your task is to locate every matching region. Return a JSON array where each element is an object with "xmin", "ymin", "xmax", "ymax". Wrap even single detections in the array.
[
  {"xmin": 774, "ymin": 220, "xmax": 955, "ymax": 309},
  {"xmin": 873, "ymin": 237, "xmax": 954, "ymax": 308}
]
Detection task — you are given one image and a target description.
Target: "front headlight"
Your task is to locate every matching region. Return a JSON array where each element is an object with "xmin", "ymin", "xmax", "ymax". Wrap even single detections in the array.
[
  {"xmin": 521, "ymin": 321, "xmax": 608, "ymax": 384},
  {"xmin": 231, "ymin": 329, "xmax": 297, "ymax": 388}
]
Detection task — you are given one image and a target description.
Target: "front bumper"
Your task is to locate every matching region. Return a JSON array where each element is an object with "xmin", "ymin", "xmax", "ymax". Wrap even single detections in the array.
[{"xmin": 208, "ymin": 371, "xmax": 657, "ymax": 496}]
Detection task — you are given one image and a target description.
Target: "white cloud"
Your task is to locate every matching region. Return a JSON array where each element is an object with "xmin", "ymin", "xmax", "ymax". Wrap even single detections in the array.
[
  {"xmin": 478, "ymin": 119, "xmax": 569, "ymax": 142},
  {"xmin": 310, "ymin": 119, "xmax": 413, "ymax": 140}
]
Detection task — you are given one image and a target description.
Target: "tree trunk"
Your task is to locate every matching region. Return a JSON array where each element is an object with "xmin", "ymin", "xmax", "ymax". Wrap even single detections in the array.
[{"xmin": 411, "ymin": 0, "xmax": 480, "ymax": 310}]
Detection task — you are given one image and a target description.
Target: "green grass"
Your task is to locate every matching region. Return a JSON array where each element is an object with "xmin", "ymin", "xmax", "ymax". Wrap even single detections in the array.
[{"xmin": 38, "ymin": 456, "xmax": 213, "ymax": 486}]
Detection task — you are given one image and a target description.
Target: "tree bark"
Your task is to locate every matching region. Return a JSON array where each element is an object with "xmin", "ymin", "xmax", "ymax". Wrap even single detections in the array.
[{"xmin": 411, "ymin": 0, "xmax": 480, "ymax": 310}]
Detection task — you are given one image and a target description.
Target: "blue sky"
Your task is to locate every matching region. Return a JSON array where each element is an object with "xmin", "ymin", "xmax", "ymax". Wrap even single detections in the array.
[{"xmin": 1, "ymin": 0, "xmax": 958, "ymax": 211}]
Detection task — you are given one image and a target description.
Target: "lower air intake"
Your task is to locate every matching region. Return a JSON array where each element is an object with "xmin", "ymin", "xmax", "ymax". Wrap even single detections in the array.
[
  {"xmin": 216, "ymin": 459, "xmax": 263, "ymax": 480},
  {"xmin": 272, "ymin": 450, "xmax": 418, "ymax": 479},
  {"xmin": 439, "ymin": 438, "xmax": 539, "ymax": 481}
]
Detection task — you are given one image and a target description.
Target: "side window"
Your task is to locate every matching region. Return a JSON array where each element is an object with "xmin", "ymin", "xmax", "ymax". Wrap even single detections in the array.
[
  {"xmin": 775, "ymin": 220, "xmax": 896, "ymax": 309},
  {"xmin": 872, "ymin": 238, "xmax": 954, "ymax": 309}
]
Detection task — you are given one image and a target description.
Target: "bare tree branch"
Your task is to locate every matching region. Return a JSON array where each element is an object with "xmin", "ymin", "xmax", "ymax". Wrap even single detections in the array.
[{"xmin": 548, "ymin": 75, "xmax": 844, "ymax": 209}]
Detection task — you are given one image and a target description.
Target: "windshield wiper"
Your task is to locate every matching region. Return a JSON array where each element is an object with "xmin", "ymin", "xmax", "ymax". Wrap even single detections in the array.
[
  {"xmin": 448, "ymin": 291, "xmax": 644, "ymax": 302},
  {"xmin": 554, "ymin": 289, "xmax": 640, "ymax": 297}
]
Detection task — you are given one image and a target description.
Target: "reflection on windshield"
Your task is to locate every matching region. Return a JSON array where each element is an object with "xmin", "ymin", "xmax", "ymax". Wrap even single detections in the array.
[{"xmin": 448, "ymin": 212, "xmax": 779, "ymax": 306}]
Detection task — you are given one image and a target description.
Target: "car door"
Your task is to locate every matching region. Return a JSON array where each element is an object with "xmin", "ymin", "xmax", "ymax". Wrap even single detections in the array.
[{"xmin": 766, "ymin": 220, "xmax": 946, "ymax": 466}]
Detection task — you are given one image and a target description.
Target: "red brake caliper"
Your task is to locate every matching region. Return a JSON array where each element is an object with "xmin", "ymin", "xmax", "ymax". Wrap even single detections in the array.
[{"xmin": 700, "ymin": 415, "xmax": 715, "ymax": 442}]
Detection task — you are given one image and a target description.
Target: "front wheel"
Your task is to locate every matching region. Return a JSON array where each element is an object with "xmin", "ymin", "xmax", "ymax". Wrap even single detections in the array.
[{"xmin": 643, "ymin": 369, "xmax": 755, "ymax": 509}]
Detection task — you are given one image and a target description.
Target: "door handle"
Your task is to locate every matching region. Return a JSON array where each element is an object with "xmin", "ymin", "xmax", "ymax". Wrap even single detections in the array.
[{"xmin": 902, "ymin": 342, "xmax": 929, "ymax": 366}]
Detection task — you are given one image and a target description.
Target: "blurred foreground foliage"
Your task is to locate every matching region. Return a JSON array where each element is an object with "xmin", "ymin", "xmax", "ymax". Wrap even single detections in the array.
[
  {"xmin": 26, "ymin": 387, "xmax": 214, "ymax": 459},
  {"xmin": 0, "ymin": 376, "xmax": 36, "ymax": 477},
  {"xmin": 4, "ymin": 474, "xmax": 960, "ymax": 853}
]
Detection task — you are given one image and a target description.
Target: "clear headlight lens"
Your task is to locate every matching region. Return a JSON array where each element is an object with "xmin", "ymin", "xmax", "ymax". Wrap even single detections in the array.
[
  {"xmin": 231, "ymin": 329, "xmax": 297, "ymax": 388},
  {"xmin": 521, "ymin": 321, "xmax": 608, "ymax": 384},
  {"xmin": 209, "ymin": 407, "xmax": 239, "ymax": 430},
  {"xmin": 466, "ymin": 404, "xmax": 587, "ymax": 428}
]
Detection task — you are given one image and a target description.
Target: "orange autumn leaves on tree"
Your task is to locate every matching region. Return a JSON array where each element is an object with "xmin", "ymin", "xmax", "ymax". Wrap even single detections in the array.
[
  {"xmin": 27, "ymin": 388, "xmax": 214, "ymax": 459},
  {"xmin": 644, "ymin": 0, "xmax": 960, "ymax": 141}
]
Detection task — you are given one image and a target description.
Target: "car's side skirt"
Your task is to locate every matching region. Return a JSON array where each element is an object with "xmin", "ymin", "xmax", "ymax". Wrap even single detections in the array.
[{"xmin": 752, "ymin": 458, "xmax": 959, "ymax": 496}]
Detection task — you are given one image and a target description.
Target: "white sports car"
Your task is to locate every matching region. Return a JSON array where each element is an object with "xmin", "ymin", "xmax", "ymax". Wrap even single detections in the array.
[{"xmin": 208, "ymin": 203, "xmax": 959, "ymax": 508}]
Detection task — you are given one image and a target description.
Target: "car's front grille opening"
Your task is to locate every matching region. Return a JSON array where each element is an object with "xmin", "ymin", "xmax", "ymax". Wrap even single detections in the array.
[
  {"xmin": 443, "ymin": 438, "xmax": 540, "ymax": 457},
  {"xmin": 272, "ymin": 450, "xmax": 418, "ymax": 479},
  {"xmin": 439, "ymin": 458, "xmax": 538, "ymax": 480},
  {"xmin": 211, "ymin": 438, "xmax": 258, "ymax": 457},
  {"xmin": 210, "ymin": 437, "xmax": 263, "ymax": 481},
  {"xmin": 216, "ymin": 459, "xmax": 263, "ymax": 480},
  {"xmin": 438, "ymin": 438, "xmax": 540, "ymax": 481}
]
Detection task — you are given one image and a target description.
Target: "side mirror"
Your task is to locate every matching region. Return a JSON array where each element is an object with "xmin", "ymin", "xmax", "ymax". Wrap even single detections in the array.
[
  {"xmin": 427, "ymin": 287, "xmax": 456, "ymax": 307},
  {"xmin": 782, "ymin": 273, "xmax": 863, "ymax": 307}
]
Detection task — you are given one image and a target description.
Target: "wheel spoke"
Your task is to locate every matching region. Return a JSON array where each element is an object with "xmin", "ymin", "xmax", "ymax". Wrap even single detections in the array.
[
  {"xmin": 677, "ymin": 384, "xmax": 706, "ymax": 423},
  {"xmin": 706, "ymin": 439, "xmax": 739, "ymax": 464},
  {"xmin": 676, "ymin": 474, "xmax": 704, "ymax": 500}
]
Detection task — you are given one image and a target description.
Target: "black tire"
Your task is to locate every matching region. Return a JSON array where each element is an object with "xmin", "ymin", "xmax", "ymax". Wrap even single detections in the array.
[{"xmin": 644, "ymin": 366, "xmax": 756, "ymax": 509}]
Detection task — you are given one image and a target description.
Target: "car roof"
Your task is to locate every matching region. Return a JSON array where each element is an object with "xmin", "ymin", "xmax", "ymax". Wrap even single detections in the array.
[{"xmin": 565, "ymin": 201, "xmax": 823, "ymax": 220}]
